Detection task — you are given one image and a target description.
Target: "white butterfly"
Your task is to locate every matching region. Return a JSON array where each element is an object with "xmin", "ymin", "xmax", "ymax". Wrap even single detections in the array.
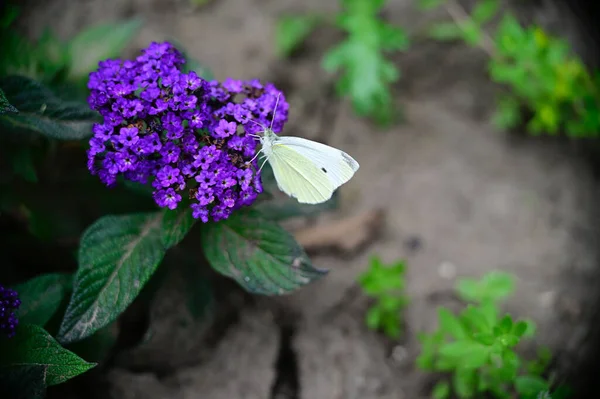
[{"xmin": 248, "ymin": 95, "xmax": 360, "ymax": 205}]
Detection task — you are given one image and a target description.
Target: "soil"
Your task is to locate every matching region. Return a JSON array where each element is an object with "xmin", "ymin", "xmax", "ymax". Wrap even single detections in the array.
[{"xmin": 18, "ymin": 0, "xmax": 600, "ymax": 398}]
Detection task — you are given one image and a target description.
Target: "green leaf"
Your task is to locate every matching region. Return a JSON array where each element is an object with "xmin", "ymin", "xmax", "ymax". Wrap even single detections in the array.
[
  {"xmin": 0, "ymin": 365, "xmax": 47, "ymax": 399},
  {"xmin": 482, "ymin": 271, "xmax": 515, "ymax": 301},
  {"xmin": 461, "ymin": 22, "xmax": 481, "ymax": 46},
  {"xmin": 0, "ymin": 75, "xmax": 99, "ymax": 140},
  {"xmin": 428, "ymin": 22, "xmax": 463, "ymax": 41},
  {"xmin": 58, "ymin": 212, "xmax": 167, "ymax": 344},
  {"xmin": 418, "ymin": 0, "xmax": 446, "ymax": 10},
  {"xmin": 183, "ymin": 260, "xmax": 214, "ymax": 321},
  {"xmin": 13, "ymin": 273, "xmax": 72, "ymax": 327},
  {"xmin": 201, "ymin": 208, "xmax": 327, "ymax": 295},
  {"xmin": 471, "ymin": 0, "xmax": 499, "ymax": 25},
  {"xmin": 276, "ymin": 14, "xmax": 321, "ymax": 57},
  {"xmin": 161, "ymin": 207, "xmax": 196, "ymax": 248},
  {"xmin": 515, "ymin": 375, "xmax": 550, "ymax": 397},
  {"xmin": 439, "ymin": 341, "xmax": 490, "ymax": 368},
  {"xmin": 321, "ymin": 0, "xmax": 404, "ymax": 125},
  {"xmin": 432, "ymin": 381, "xmax": 451, "ymax": 399},
  {"xmin": 0, "ymin": 87, "xmax": 18, "ymax": 114},
  {"xmin": 452, "ymin": 368, "xmax": 477, "ymax": 398},
  {"xmin": 66, "ymin": 322, "xmax": 118, "ymax": 363},
  {"xmin": 66, "ymin": 18, "xmax": 142, "ymax": 80},
  {"xmin": 438, "ymin": 307, "xmax": 467, "ymax": 339},
  {"xmin": 0, "ymin": 325, "xmax": 95, "ymax": 386}
]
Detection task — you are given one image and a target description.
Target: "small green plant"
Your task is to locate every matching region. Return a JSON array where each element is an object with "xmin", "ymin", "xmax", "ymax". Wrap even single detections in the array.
[
  {"xmin": 358, "ymin": 256, "xmax": 408, "ymax": 338},
  {"xmin": 416, "ymin": 271, "xmax": 561, "ymax": 399},
  {"xmin": 276, "ymin": 0, "xmax": 409, "ymax": 125},
  {"xmin": 418, "ymin": 0, "xmax": 600, "ymax": 137}
]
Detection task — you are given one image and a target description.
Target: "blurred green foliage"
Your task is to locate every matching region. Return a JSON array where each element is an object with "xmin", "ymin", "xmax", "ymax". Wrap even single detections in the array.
[
  {"xmin": 358, "ymin": 256, "xmax": 408, "ymax": 338},
  {"xmin": 419, "ymin": 0, "xmax": 600, "ymax": 137},
  {"xmin": 417, "ymin": 271, "xmax": 568, "ymax": 399},
  {"xmin": 276, "ymin": 0, "xmax": 409, "ymax": 126}
]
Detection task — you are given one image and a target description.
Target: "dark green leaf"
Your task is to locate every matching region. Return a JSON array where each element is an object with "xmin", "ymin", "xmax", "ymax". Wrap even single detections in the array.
[
  {"xmin": 201, "ymin": 208, "xmax": 327, "ymax": 295},
  {"xmin": 0, "ymin": 87, "xmax": 18, "ymax": 114},
  {"xmin": 276, "ymin": 14, "xmax": 321, "ymax": 57},
  {"xmin": 161, "ymin": 207, "xmax": 196, "ymax": 248},
  {"xmin": 428, "ymin": 23, "xmax": 463, "ymax": 41},
  {"xmin": 499, "ymin": 314, "xmax": 513, "ymax": 333},
  {"xmin": 0, "ymin": 324, "xmax": 95, "ymax": 385},
  {"xmin": 471, "ymin": 0, "xmax": 499, "ymax": 25},
  {"xmin": 0, "ymin": 75, "xmax": 99, "ymax": 140},
  {"xmin": 514, "ymin": 375, "xmax": 550, "ymax": 397},
  {"xmin": 0, "ymin": 365, "xmax": 47, "ymax": 399},
  {"xmin": 183, "ymin": 260, "xmax": 214, "ymax": 320},
  {"xmin": 58, "ymin": 212, "xmax": 166, "ymax": 344},
  {"xmin": 67, "ymin": 18, "xmax": 142, "ymax": 79},
  {"xmin": 66, "ymin": 322, "xmax": 118, "ymax": 363},
  {"xmin": 13, "ymin": 273, "xmax": 72, "ymax": 327}
]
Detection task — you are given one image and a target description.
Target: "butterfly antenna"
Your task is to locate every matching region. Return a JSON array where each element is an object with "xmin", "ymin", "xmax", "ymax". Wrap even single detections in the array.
[{"xmin": 269, "ymin": 93, "xmax": 281, "ymax": 131}]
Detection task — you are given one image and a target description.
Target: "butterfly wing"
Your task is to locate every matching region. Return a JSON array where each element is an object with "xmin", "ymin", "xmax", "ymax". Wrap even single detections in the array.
[{"xmin": 267, "ymin": 136, "xmax": 359, "ymax": 204}]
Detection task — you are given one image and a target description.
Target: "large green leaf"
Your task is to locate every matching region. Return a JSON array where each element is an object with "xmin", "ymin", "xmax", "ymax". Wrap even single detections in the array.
[
  {"xmin": 0, "ymin": 75, "xmax": 99, "ymax": 140},
  {"xmin": 201, "ymin": 209, "xmax": 327, "ymax": 295},
  {"xmin": 161, "ymin": 207, "xmax": 196, "ymax": 248},
  {"xmin": 66, "ymin": 18, "xmax": 143, "ymax": 80},
  {"xmin": 0, "ymin": 324, "xmax": 95, "ymax": 386},
  {"xmin": 0, "ymin": 365, "xmax": 47, "ymax": 399},
  {"xmin": 57, "ymin": 212, "xmax": 166, "ymax": 344},
  {"xmin": 0, "ymin": 87, "xmax": 18, "ymax": 114},
  {"xmin": 13, "ymin": 273, "xmax": 72, "ymax": 327}
]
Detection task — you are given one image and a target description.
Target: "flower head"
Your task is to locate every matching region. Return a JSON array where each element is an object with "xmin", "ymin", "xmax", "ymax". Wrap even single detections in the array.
[
  {"xmin": 0, "ymin": 285, "xmax": 20, "ymax": 338},
  {"xmin": 86, "ymin": 41, "xmax": 289, "ymax": 223}
]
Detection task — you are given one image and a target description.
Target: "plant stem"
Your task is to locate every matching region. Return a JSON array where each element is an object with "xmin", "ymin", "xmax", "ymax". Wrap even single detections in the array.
[{"xmin": 445, "ymin": 0, "xmax": 497, "ymax": 58}]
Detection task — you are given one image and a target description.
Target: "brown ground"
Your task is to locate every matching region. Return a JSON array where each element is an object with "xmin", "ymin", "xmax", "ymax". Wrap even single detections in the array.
[{"xmin": 20, "ymin": 0, "xmax": 600, "ymax": 398}]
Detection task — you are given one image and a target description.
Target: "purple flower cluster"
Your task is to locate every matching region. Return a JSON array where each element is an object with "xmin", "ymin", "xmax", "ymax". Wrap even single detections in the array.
[
  {"xmin": 0, "ymin": 285, "xmax": 20, "ymax": 338},
  {"xmin": 86, "ymin": 41, "xmax": 289, "ymax": 222}
]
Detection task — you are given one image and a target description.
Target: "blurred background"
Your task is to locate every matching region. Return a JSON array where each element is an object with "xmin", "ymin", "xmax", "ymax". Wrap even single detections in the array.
[{"xmin": 4, "ymin": 0, "xmax": 600, "ymax": 398}]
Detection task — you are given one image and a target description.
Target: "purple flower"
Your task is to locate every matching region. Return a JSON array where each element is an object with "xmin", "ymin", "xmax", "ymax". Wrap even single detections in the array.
[
  {"xmin": 118, "ymin": 127, "xmax": 139, "ymax": 147},
  {"xmin": 86, "ymin": 41, "xmax": 290, "ymax": 223},
  {"xmin": 0, "ymin": 285, "xmax": 20, "ymax": 338},
  {"xmin": 214, "ymin": 120, "xmax": 237, "ymax": 139}
]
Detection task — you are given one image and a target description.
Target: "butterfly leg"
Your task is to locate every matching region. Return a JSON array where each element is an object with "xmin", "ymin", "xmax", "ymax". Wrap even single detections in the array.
[
  {"xmin": 248, "ymin": 149, "xmax": 263, "ymax": 164},
  {"xmin": 258, "ymin": 157, "xmax": 269, "ymax": 173}
]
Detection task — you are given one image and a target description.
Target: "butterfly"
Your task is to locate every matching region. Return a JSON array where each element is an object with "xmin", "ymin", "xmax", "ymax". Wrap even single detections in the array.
[{"xmin": 248, "ymin": 95, "xmax": 359, "ymax": 204}]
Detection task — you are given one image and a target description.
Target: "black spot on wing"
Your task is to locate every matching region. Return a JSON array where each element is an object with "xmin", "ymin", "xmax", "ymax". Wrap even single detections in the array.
[{"xmin": 321, "ymin": 167, "xmax": 327, "ymax": 173}]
